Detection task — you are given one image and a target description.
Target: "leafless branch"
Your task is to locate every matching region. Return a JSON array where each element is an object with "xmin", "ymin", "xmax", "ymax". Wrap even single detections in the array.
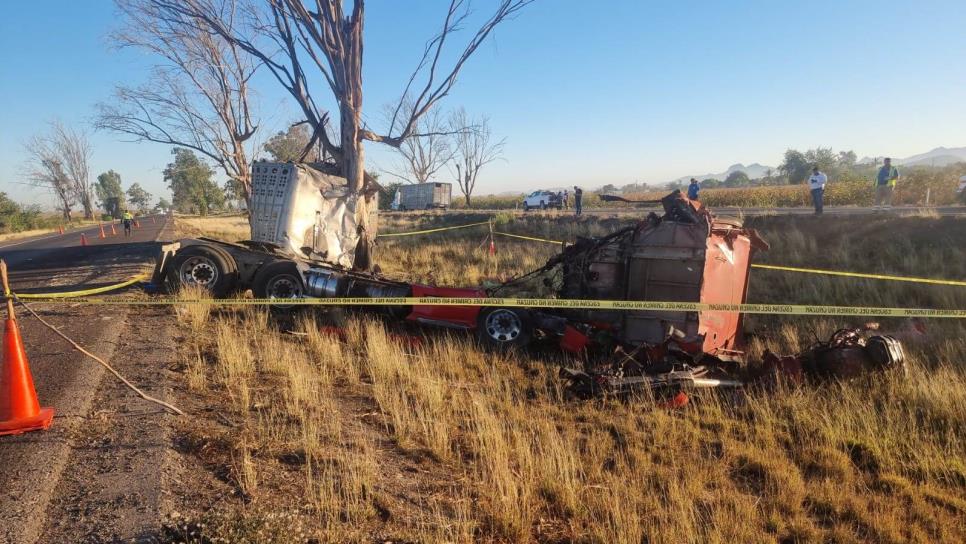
[
  {"xmin": 98, "ymin": 0, "xmax": 260, "ymax": 202},
  {"xmin": 449, "ymin": 108, "xmax": 505, "ymax": 205},
  {"xmin": 21, "ymin": 123, "xmax": 93, "ymax": 220}
]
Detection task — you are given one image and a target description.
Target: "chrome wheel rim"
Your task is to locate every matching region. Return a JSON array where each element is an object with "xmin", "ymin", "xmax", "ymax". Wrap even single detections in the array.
[
  {"xmin": 484, "ymin": 309, "xmax": 522, "ymax": 343},
  {"xmin": 180, "ymin": 256, "xmax": 218, "ymax": 287},
  {"xmin": 267, "ymin": 275, "xmax": 303, "ymax": 299}
]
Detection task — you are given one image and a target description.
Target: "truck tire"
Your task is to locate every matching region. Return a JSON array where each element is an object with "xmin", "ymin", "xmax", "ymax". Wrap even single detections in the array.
[
  {"xmin": 253, "ymin": 260, "xmax": 305, "ymax": 307},
  {"xmin": 476, "ymin": 308, "xmax": 532, "ymax": 351},
  {"xmin": 541, "ymin": 201, "xmax": 547, "ymax": 210},
  {"xmin": 167, "ymin": 244, "xmax": 238, "ymax": 297},
  {"xmin": 523, "ymin": 202, "xmax": 530, "ymax": 212}
]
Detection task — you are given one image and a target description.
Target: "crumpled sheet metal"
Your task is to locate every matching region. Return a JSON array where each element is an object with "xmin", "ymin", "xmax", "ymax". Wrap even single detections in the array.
[{"xmin": 249, "ymin": 163, "xmax": 364, "ymax": 268}]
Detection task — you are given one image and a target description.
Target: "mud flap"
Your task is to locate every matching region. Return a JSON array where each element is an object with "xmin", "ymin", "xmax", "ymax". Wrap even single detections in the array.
[{"xmin": 151, "ymin": 242, "xmax": 182, "ymax": 289}]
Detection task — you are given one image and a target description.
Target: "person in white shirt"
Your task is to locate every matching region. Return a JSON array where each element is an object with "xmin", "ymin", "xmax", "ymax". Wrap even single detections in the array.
[{"xmin": 808, "ymin": 166, "xmax": 827, "ymax": 215}]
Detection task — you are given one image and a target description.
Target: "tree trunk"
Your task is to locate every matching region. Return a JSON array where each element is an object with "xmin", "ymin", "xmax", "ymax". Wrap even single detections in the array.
[
  {"xmin": 340, "ymin": 7, "xmax": 372, "ymax": 272},
  {"xmin": 81, "ymin": 194, "xmax": 94, "ymax": 220},
  {"xmin": 465, "ymin": 193, "xmax": 471, "ymax": 206},
  {"xmin": 341, "ymin": 98, "xmax": 374, "ymax": 270}
]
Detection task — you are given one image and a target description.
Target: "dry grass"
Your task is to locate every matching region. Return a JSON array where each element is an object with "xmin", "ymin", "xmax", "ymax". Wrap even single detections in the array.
[
  {"xmin": 170, "ymin": 212, "xmax": 966, "ymax": 542},
  {"xmin": 176, "ymin": 214, "xmax": 251, "ymax": 241}
]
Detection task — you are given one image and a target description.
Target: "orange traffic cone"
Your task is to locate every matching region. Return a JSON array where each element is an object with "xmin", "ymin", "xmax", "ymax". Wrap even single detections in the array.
[
  {"xmin": 110, "ymin": 223, "xmax": 117, "ymax": 236},
  {"xmin": 80, "ymin": 233, "xmax": 88, "ymax": 246},
  {"xmin": 489, "ymin": 237, "xmax": 496, "ymax": 256},
  {"xmin": 151, "ymin": 217, "xmax": 156, "ymax": 225},
  {"xmin": 58, "ymin": 225, "xmax": 64, "ymax": 235},
  {"xmin": 99, "ymin": 224, "xmax": 106, "ymax": 239},
  {"xmin": 0, "ymin": 261, "xmax": 54, "ymax": 436},
  {"xmin": 134, "ymin": 220, "xmax": 140, "ymax": 228}
]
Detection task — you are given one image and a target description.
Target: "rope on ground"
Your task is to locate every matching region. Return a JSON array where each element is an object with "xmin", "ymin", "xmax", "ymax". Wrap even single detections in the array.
[{"xmin": 16, "ymin": 298, "xmax": 185, "ymax": 416}]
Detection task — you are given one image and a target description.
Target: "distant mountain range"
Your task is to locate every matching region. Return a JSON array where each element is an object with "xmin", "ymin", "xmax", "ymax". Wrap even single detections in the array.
[
  {"xmin": 858, "ymin": 147, "xmax": 966, "ymax": 168},
  {"xmin": 483, "ymin": 146, "xmax": 965, "ymax": 196},
  {"xmin": 671, "ymin": 146, "xmax": 966, "ymax": 185},
  {"xmin": 669, "ymin": 163, "xmax": 775, "ymax": 185}
]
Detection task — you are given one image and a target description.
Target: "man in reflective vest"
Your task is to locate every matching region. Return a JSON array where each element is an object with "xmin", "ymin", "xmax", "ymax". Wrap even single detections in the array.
[
  {"xmin": 874, "ymin": 157, "xmax": 900, "ymax": 210},
  {"xmin": 122, "ymin": 210, "xmax": 134, "ymax": 237}
]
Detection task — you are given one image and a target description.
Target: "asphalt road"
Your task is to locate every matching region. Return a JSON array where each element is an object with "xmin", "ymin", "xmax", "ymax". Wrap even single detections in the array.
[{"xmin": 0, "ymin": 215, "xmax": 174, "ymax": 544}]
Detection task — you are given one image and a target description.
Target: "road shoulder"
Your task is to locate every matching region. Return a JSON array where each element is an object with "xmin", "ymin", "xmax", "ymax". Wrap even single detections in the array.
[{"xmin": 37, "ymin": 307, "xmax": 179, "ymax": 543}]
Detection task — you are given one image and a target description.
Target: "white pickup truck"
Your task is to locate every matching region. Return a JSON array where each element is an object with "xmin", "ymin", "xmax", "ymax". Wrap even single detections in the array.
[{"xmin": 522, "ymin": 190, "xmax": 563, "ymax": 211}]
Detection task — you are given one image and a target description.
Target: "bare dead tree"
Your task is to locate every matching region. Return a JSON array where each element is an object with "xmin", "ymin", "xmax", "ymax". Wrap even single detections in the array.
[
  {"xmin": 23, "ymin": 123, "xmax": 94, "ymax": 219},
  {"xmin": 385, "ymin": 99, "xmax": 456, "ymax": 184},
  {"xmin": 154, "ymin": 0, "xmax": 533, "ymax": 269},
  {"xmin": 51, "ymin": 122, "xmax": 95, "ymax": 219},
  {"xmin": 450, "ymin": 108, "xmax": 505, "ymax": 206},
  {"xmin": 22, "ymin": 134, "xmax": 79, "ymax": 221},
  {"xmin": 95, "ymin": 0, "xmax": 259, "ymax": 204}
]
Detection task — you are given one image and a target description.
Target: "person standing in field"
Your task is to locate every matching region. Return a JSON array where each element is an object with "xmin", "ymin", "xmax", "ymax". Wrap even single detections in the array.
[
  {"xmin": 874, "ymin": 157, "xmax": 900, "ymax": 210},
  {"xmin": 563, "ymin": 189, "xmax": 570, "ymax": 209},
  {"xmin": 687, "ymin": 178, "xmax": 700, "ymax": 200},
  {"xmin": 808, "ymin": 166, "xmax": 827, "ymax": 215},
  {"xmin": 573, "ymin": 186, "xmax": 583, "ymax": 216}
]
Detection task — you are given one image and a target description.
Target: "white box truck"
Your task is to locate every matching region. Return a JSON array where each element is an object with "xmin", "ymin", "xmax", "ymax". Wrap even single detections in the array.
[{"xmin": 391, "ymin": 182, "xmax": 451, "ymax": 211}]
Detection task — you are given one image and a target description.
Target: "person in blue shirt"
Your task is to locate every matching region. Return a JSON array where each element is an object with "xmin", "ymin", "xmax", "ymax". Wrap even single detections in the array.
[
  {"xmin": 687, "ymin": 178, "xmax": 700, "ymax": 200},
  {"xmin": 874, "ymin": 157, "xmax": 900, "ymax": 210}
]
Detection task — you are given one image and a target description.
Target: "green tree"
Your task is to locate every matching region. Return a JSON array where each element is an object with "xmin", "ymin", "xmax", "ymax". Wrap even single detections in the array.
[
  {"xmin": 379, "ymin": 181, "xmax": 404, "ymax": 210},
  {"xmin": 95, "ymin": 170, "xmax": 126, "ymax": 216},
  {"xmin": 724, "ymin": 171, "xmax": 750, "ymax": 187},
  {"xmin": 779, "ymin": 149, "xmax": 811, "ymax": 184},
  {"xmin": 804, "ymin": 147, "xmax": 838, "ymax": 176},
  {"xmin": 263, "ymin": 124, "xmax": 318, "ymax": 163},
  {"xmin": 837, "ymin": 150, "xmax": 857, "ymax": 170},
  {"xmin": 126, "ymin": 183, "xmax": 152, "ymax": 212},
  {"xmin": 163, "ymin": 148, "xmax": 225, "ymax": 215},
  {"xmin": 156, "ymin": 197, "xmax": 172, "ymax": 212},
  {"xmin": 700, "ymin": 178, "xmax": 722, "ymax": 188}
]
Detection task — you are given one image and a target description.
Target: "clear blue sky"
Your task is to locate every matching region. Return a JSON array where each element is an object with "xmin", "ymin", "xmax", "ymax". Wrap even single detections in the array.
[{"xmin": 2, "ymin": 0, "xmax": 965, "ymax": 208}]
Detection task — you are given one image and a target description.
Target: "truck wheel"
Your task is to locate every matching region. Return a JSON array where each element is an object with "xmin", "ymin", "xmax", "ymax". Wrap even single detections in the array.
[
  {"xmin": 476, "ymin": 308, "xmax": 532, "ymax": 351},
  {"xmin": 253, "ymin": 260, "xmax": 305, "ymax": 308},
  {"xmin": 541, "ymin": 201, "xmax": 547, "ymax": 210},
  {"xmin": 167, "ymin": 245, "xmax": 238, "ymax": 297},
  {"xmin": 523, "ymin": 203, "xmax": 530, "ymax": 212}
]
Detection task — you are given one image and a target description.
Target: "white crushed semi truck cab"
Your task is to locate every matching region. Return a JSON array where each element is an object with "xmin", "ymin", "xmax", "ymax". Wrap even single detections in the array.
[{"xmin": 154, "ymin": 162, "xmax": 410, "ymax": 305}]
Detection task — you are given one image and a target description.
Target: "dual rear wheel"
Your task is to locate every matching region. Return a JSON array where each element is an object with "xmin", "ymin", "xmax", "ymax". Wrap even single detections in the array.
[{"xmin": 167, "ymin": 245, "xmax": 304, "ymax": 306}]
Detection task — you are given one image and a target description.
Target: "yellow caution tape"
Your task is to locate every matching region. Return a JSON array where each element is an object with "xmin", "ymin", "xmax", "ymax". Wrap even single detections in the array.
[
  {"xmin": 494, "ymin": 231, "xmax": 965, "ymax": 287},
  {"xmin": 10, "ymin": 275, "xmax": 147, "ymax": 299},
  {"xmin": 12, "ymin": 295, "xmax": 966, "ymax": 317},
  {"xmin": 374, "ymin": 218, "xmax": 964, "ymax": 287},
  {"xmin": 493, "ymin": 231, "xmax": 568, "ymax": 245},
  {"xmin": 750, "ymin": 264, "xmax": 965, "ymax": 287},
  {"xmin": 377, "ymin": 221, "xmax": 491, "ymax": 238}
]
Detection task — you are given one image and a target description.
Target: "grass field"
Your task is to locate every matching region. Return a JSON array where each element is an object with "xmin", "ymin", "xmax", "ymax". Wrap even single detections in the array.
[
  {"xmin": 451, "ymin": 164, "xmax": 966, "ymax": 210},
  {"xmin": 168, "ymin": 211, "xmax": 966, "ymax": 543}
]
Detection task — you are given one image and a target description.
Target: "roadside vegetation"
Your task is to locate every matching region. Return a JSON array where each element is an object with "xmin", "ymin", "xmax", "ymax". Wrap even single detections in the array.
[
  {"xmin": 452, "ymin": 163, "xmax": 966, "ymax": 210},
  {"xmin": 166, "ymin": 212, "xmax": 966, "ymax": 543},
  {"xmin": 0, "ymin": 192, "xmax": 62, "ymax": 234}
]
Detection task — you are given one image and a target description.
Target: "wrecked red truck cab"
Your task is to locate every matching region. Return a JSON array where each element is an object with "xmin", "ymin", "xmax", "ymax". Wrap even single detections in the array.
[{"xmin": 520, "ymin": 191, "xmax": 769, "ymax": 358}]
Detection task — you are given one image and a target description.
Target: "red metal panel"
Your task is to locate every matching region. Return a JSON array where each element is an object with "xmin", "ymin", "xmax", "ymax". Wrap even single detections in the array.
[
  {"xmin": 406, "ymin": 284, "xmax": 485, "ymax": 328},
  {"xmin": 699, "ymin": 230, "xmax": 753, "ymax": 353}
]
